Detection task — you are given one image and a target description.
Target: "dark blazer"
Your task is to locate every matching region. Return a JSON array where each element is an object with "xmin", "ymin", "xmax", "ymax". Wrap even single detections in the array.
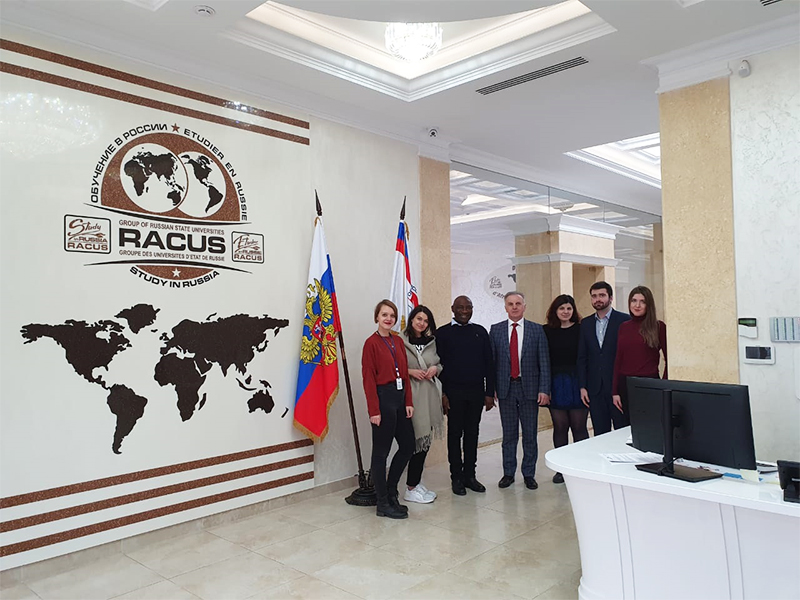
[
  {"xmin": 577, "ymin": 309, "xmax": 631, "ymax": 396},
  {"xmin": 490, "ymin": 319, "xmax": 551, "ymax": 401}
]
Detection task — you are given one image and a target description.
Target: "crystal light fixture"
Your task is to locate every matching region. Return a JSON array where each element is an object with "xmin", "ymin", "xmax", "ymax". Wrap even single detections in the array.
[{"xmin": 384, "ymin": 23, "xmax": 443, "ymax": 62}]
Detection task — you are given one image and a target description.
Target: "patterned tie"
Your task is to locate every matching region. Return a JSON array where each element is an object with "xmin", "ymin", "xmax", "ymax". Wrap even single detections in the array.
[{"xmin": 510, "ymin": 323, "xmax": 520, "ymax": 379}]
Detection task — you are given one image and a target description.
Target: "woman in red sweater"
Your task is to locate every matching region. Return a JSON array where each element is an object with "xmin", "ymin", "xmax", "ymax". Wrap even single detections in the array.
[
  {"xmin": 361, "ymin": 299, "xmax": 414, "ymax": 519},
  {"xmin": 612, "ymin": 286, "xmax": 667, "ymax": 422}
]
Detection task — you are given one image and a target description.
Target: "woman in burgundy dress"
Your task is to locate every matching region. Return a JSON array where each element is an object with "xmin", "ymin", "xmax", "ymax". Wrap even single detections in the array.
[{"xmin": 612, "ymin": 286, "xmax": 667, "ymax": 422}]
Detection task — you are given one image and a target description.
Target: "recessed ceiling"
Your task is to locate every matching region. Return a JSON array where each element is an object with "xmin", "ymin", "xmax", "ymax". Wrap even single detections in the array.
[{"xmin": 566, "ymin": 133, "xmax": 662, "ymax": 189}]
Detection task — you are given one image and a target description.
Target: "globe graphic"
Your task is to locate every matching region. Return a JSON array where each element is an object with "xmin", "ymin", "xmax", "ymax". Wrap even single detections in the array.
[
  {"xmin": 120, "ymin": 144, "xmax": 188, "ymax": 213},
  {"xmin": 178, "ymin": 152, "xmax": 227, "ymax": 218}
]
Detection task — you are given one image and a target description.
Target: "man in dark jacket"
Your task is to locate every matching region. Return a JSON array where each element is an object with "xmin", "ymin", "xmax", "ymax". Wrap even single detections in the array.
[{"xmin": 577, "ymin": 281, "xmax": 631, "ymax": 435}]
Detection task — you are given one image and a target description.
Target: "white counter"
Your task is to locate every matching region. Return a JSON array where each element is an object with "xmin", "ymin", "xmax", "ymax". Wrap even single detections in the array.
[{"xmin": 545, "ymin": 428, "xmax": 800, "ymax": 600}]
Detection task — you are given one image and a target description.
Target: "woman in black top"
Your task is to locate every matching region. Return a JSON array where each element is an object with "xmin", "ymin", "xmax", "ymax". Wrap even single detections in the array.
[{"xmin": 544, "ymin": 294, "xmax": 588, "ymax": 484}]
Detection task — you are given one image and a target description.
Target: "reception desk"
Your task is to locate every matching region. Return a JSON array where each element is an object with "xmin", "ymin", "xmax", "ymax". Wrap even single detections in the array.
[{"xmin": 545, "ymin": 428, "xmax": 800, "ymax": 600}]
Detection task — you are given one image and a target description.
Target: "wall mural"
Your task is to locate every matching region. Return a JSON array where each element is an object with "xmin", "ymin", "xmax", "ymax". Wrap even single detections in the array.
[{"xmin": 0, "ymin": 39, "xmax": 313, "ymax": 569}]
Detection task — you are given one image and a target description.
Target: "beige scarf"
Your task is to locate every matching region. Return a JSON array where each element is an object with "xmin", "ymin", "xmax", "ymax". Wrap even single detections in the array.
[{"xmin": 403, "ymin": 335, "xmax": 445, "ymax": 453}]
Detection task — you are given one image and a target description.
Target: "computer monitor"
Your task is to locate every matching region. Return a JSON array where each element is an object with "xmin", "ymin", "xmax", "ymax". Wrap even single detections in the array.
[{"xmin": 628, "ymin": 377, "xmax": 757, "ymax": 483}]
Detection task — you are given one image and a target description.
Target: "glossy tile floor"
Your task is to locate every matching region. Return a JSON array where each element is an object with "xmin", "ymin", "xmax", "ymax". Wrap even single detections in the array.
[{"xmin": 3, "ymin": 429, "xmax": 580, "ymax": 600}]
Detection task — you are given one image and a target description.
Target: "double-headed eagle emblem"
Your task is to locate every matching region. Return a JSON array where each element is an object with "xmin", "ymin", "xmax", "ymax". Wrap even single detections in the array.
[{"xmin": 300, "ymin": 279, "xmax": 337, "ymax": 366}]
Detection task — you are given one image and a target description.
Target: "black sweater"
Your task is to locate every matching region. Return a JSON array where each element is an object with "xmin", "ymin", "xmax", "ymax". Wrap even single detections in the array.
[
  {"xmin": 435, "ymin": 323, "xmax": 495, "ymax": 396},
  {"xmin": 544, "ymin": 324, "xmax": 580, "ymax": 375}
]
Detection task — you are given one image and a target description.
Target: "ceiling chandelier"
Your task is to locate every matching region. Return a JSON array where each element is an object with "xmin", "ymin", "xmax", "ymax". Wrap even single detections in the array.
[{"xmin": 384, "ymin": 23, "xmax": 443, "ymax": 62}]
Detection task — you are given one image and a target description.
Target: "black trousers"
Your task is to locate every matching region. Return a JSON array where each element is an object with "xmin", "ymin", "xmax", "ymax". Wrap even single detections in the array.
[
  {"xmin": 446, "ymin": 387, "xmax": 484, "ymax": 481},
  {"xmin": 589, "ymin": 383, "xmax": 628, "ymax": 435},
  {"xmin": 370, "ymin": 384, "xmax": 415, "ymax": 501},
  {"xmin": 406, "ymin": 449, "xmax": 428, "ymax": 488}
]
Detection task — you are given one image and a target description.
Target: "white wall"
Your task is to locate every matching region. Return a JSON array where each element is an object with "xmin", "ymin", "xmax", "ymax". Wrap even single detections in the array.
[
  {"xmin": 451, "ymin": 237, "xmax": 515, "ymax": 329},
  {"xmin": 309, "ymin": 119, "xmax": 420, "ymax": 485},
  {"xmin": 730, "ymin": 44, "xmax": 800, "ymax": 461}
]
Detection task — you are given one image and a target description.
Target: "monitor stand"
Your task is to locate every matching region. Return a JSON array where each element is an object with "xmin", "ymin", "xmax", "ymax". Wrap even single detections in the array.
[{"xmin": 635, "ymin": 389, "xmax": 722, "ymax": 483}]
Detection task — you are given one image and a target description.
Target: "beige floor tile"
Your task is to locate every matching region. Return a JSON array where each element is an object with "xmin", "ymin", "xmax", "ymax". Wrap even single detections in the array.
[
  {"xmin": 112, "ymin": 580, "xmax": 200, "ymax": 599},
  {"xmin": 449, "ymin": 484, "xmax": 513, "ymax": 507},
  {"xmin": 255, "ymin": 529, "xmax": 372, "ymax": 575},
  {"xmin": 449, "ymin": 546, "xmax": 578, "ymax": 600},
  {"xmin": 483, "ymin": 484, "xmax": 571, "ymax": 522},
  {"xmin": 272, "ymin": 493, "xmax": 365, "ymax": 528},
  {"xmin": 0, "ymin": 583, "xmax": 41, "ymax": 600},
  {"xmin": 392, "ymin": 572, "xmax": 525, "ymax": 600},
  {"xmin": 409, "ymin": 495, "xmax": 484, "ymax": 525},
  {"xmin": 247, "ymin": 575, "xmax": 360, "ymax": 600},
  {"xmin": 207, "ymin": 511, "xmax": 317, "ymax": 550},
  {"xmin": 171, "ymin": 552, "xmax": 303, "ymax": 600},
  {"xmin": 313, "ymin": 548, "xmax": 437, "ymax": 600},
  {"xmin": 504, "ymin": 522, "xmax": 581, "ymax": 567},
  {"xmin": 435, "ymin": 506, "xmax": 539, "ymax": 544},
  {"xmin": 124, "ymin": 531, "xmax": 248, "ymax": 579},
  {"xmin": 380, "ymin": 525, "xmax": 497, "ymax": 572},
  {"xmin": 26, "ymin": 554, "xmax": 163, "ymax": 600},
  {"xmin": 323, "ymin": 512, "xmax": 433, "ymax": 547},
  {"xmin": 532, "ymin": 569, "xmax": 581, "ymax": 600}
]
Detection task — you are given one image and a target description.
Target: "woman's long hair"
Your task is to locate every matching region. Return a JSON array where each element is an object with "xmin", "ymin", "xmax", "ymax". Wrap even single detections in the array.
[
  {"xmin": 545, "ymin": 294, "xmax": 581, "ymax": 328},
  {"xmin": 629, "ymin": 286, "xmax": 659, "ymax": 348},
  {"xmin": 404, "ymin": 305, "xmax": 437, "ymax": 339}
]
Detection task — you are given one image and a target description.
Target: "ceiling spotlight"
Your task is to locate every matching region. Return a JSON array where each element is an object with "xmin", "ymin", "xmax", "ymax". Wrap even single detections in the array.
[
  {"xmin": 385, "ymin": 23, "xmax": 443, "ymax": 62},
  {"xmin": 194, "ymin": 5, "xmax": 215, "ymax": 17}
]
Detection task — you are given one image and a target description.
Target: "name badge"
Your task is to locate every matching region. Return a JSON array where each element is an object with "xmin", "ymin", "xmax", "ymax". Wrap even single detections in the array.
[{"xmin": 396, "ymin": 378, "xmax": 403, "ymax": 390}]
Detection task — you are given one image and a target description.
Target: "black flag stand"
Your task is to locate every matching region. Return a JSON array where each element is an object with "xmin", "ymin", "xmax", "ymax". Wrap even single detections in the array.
[{"xmin": 314, "ymin": 192, "xmax": 376, "ymax": 506}]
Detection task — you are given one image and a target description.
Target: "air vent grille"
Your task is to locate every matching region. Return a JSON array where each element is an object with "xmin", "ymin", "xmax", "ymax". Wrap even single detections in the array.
[
  {"xmin": 760, "ymin": 0, "xmax": 784, "ymax": 5},
  {"xmin": 476, "ymin": 57, "xmax": 588, "ymax": 95}
]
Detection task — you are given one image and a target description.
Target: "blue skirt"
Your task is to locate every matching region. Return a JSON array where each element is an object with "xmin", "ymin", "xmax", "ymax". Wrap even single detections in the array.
[{"xmin": 549, "ymin": 372, "xmax": 584, "ymax": 411}]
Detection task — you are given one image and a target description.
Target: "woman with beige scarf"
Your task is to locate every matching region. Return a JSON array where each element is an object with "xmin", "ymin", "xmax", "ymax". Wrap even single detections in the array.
[{"xmin": 401, "ymin": 305, "xmax": 445, "ymax": 504}]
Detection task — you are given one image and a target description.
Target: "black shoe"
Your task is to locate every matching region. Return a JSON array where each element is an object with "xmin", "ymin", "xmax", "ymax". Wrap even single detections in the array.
[
  {"xmin": 388, "ymin": 490, "xmax": 408, "ymax": 513},
  {"xmin": 451, "ymin": 479, "xmax": 467, "ymax": 496},
  {"xmin": 524, "ymin": 476, "xmax": 539, "ymax": 490},
  {"xmin": 553, "ymin": 472, "xmax": 564, "ymax": 484},
  {"xmin": 376, "ymin": 501, "xmax": 408, "ymax": 519},
  {"xmin": 463, "ymin": 477, "xmax": 486, "ymax": 493},
  {"xmin": 498, "ymin": 475, "xmax": 515, "ymax": 488}
]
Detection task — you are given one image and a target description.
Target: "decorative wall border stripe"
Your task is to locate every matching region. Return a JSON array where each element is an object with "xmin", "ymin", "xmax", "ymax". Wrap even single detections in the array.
[
  {"xmin": 0, "ymin": 39, "xmax": 310, "ymax": 130},
  {"xmin": 0, "ymin": 455, "xmax": 314, "ymax": 532},
  {"xmin": 0, "ymin": 472, "xmax": 314, "ymax": 557},
  {"xmin": 0, "ymin": 439, "xmax": 312, "ymax": 509},
  {"xmin": 0, "ymin": 62, "xmax": 310, "ymax": 145}
]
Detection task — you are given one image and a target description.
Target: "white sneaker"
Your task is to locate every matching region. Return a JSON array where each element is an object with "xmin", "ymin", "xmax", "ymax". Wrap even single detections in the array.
[
  {"xmin": 404, "ymin": 486, "xmax": 435, "ymax": 504},
  {"xmin": 416, "ymin": 483, "xmax": 437, "ymax": 501}
]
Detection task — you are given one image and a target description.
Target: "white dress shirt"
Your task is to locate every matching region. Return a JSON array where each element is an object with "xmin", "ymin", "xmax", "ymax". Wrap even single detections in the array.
[{"xmin": 507, "ymin": 318, "xmax": 524, "ymax": 360}]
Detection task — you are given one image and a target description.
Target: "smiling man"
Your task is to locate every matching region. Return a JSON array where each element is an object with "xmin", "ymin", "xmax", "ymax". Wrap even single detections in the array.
[
  {"xmin": 435, "ymin": 295, "xmax": 495, "ymax": 496},
  {"xmin": 490, "ymin": 291, "xmax": 551, "ymax": 490}
]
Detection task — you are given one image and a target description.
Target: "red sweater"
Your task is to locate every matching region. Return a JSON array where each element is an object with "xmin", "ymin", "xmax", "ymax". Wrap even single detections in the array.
[
  {"xmin": 612, "ymin": 317, "xmax": 668, "ymax": 395},
  {"xmin": 361, "ymin": 332, "xmax": 413, "ymax": 417}
]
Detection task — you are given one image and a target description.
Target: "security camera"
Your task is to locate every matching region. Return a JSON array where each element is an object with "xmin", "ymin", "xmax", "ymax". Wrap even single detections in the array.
[
  {"xmin": 738, "ymin": 60, "xmax": 751, "ymax": 78},
  {"xmin": 427, "ymin": 127, "xmax": 439, "ymax": 138}
]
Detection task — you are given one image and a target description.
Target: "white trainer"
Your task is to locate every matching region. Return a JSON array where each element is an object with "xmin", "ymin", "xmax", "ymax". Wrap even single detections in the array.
[
  {"xmin": 416, "ymin": 483, "xmax": 437, "ymax": 501},
  {"xmin": 404, "ymin": 486, "xmax": 434, "ymax": 504}
]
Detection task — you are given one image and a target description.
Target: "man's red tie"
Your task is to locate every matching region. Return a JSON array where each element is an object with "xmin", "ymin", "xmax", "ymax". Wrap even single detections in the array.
[{"xmin": 510, "ymin": 322, "xmax": 520, "ymax": 379}]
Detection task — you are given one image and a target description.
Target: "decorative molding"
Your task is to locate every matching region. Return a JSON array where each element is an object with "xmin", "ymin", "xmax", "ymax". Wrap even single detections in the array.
[
  {"xmin": 642, "ymin": 13, "xmax": 800, "ymax": 94},
  {"xmin": 224, "ymin": 12, "xmax": 616, "ymax": 102},
  {"xmin": 122, "ymin": 0, "xmax": 170, "ymax": 11},
  {"xmin": 512, "ymin": 253, "xmax": 621, "ymax": 267},
  {"xmin": 509, "ymin": 214, "xmax": 622, "ymax": 239},
  {"xmin": 565, "ymin": 150, "xmax": 662, "ymax": 189}
]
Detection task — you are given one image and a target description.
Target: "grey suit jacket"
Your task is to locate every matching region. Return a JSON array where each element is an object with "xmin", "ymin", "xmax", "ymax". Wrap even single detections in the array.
[{"xmin": 490, "ymin": 319, "xmax": 551, "ymax": 400}]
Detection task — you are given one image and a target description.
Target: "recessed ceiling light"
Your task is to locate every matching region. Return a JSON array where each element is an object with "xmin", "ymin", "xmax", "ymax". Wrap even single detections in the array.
[{"xmin": 194, "ymin": 5, "xmax": 215, "ymax": 17}]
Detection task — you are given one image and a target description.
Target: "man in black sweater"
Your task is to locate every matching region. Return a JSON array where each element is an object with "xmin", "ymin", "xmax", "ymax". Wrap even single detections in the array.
[{"xmin": 436, "ymin": 295, "xmax": 495, "ymax": 495}]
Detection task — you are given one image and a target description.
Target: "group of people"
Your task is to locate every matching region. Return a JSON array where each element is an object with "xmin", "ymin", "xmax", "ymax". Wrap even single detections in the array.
[{"xmin": 361, "ymin": 282, "xmax": 667, "ymax": 519}]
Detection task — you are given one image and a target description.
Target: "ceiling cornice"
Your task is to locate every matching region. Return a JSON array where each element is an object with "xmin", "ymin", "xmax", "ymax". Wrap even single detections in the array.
[
  {"xmin": 510, "ymin": 214, "xmax": 622, "ymax": 238},
  {"xmin": 512, "ymin": 253, "xmax": 621, "ymax": 267},
  {"xmin": 641, "ymin": 13, "xmax": 800, "ymax": 94},
  {"xmin": 224, "ymin": 11, "xmax": 615, "ymax": 102},
  {"xmin": 564, "ymin": 150, "xmax": 662, "ymax": 189}
]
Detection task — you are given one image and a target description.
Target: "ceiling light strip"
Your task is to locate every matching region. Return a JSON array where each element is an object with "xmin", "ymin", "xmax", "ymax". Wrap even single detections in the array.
[{"xmin": 476, "ymin": 57, "xmax": 588, "ymax": 95}]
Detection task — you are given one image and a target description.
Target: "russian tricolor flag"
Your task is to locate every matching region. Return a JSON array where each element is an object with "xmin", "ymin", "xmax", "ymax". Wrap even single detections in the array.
[
  {"xmin": 389, "ymin": 218, "xmax": 418, "ymax": 332},
  {"xmin": 294, "ymin": 217, "xmax": 341, "ymax": 441}
]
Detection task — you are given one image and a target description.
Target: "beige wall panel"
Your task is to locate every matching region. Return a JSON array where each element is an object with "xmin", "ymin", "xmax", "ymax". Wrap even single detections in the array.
[
  {"xmin": 516, "ymin": 231, "xmax": 557, "ymax": 256},
  {"xmin": 659, "ymin": 78, "xmax": 738, "ymax": 384},
  {"xmin": 558, "ymin": 232, "xmax": 615, "ymax": 258}
]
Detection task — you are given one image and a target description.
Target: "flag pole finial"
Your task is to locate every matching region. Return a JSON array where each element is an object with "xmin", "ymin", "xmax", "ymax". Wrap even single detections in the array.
[
  {"xmin": 399, "ymin": 196, "xmax": 406, "ymax": 220},
  {"xmin": 315, "ymin": 190, "xmax": 322, "ymax": 217}
]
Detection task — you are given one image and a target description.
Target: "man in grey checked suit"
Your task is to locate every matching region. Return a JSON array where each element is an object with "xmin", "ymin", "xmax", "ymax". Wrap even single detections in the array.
[{"xmin": 490, "ymin": 291, "xmax": 551, "ymax": 490}]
